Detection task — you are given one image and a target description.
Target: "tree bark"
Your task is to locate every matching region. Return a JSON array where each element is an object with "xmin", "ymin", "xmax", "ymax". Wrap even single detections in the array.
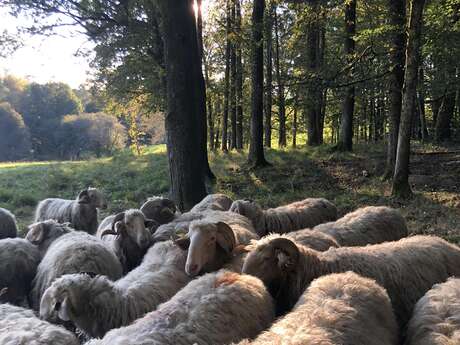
[
  {"xmin": 235, "ymin": 0, "xmax": 243, "ymax": 149},
  {"xmin": 435, "ymin": 90, "xmax": 456, "ymax": 142},
  {"xmin": 248, "ymin": 0, "xmax": 269, "ymax": 167},
  {"xmin": 222, "ymin": 0, "xmax": 231, "ymax": 152},
  {"xmin": 157, "ymin": 0, "xmax": 207, "ymax": 210},
  {"xmin": 392, "ymin": 0, "xmax": 426, "ymax": 198},
  {"xmin": 264, "ymin": 1, "xmax": 274, "ymax": 148},
  {"xmin": 337, "ymin": 0, "xmax": 356, "ymax": 151},
  {"xmin": 274, "ymin": 7, "xmax": 286, "ymax": 147}
]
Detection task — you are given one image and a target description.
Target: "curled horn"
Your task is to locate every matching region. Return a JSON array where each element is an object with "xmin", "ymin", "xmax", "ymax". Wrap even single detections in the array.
[
  {"xmin": 270, "ymin": 238, "xmax": 300, "ymax": 269},
  {"xmin": 0, "ymin": 287, "xmax": 8, "ymax": 298},
  {"xmin": 216, "ymin": 222, "xmax": 236, "ymax": 253},
  {"xmin": 111, "ymin": 212, "xmax": 125, "ymax": 231}
]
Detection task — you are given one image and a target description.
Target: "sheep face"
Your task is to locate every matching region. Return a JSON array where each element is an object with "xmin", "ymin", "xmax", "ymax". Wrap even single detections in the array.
[
  {"xmin": 176, "ymin": 220, "xmax": 236, "ymax": 277},
  {"xmin": 140, "ymin": 197, "xmax": 177, "ymax": 224},
  {"xmin": 124, "ymin": 212, "xmax": 152, "ymax": 249},
  {"xmin": 242, "ymin": 237, "xmax": 300, "ymax": 292},
  {"xmin": 78, "ymin": 188, "xmax": 107, "ymax": 209},
  {"xmin": 26, "ymin": 220, "xmax": 72, "ymax": 256}
]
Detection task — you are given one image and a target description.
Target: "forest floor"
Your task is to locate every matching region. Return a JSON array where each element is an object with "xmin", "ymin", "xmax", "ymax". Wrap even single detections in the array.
[{"xmin": 0, "ymin": 142, "xmax": 458, "ymax": 241}]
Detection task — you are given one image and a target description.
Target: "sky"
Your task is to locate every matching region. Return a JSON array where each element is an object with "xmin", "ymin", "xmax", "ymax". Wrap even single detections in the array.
[{"xmin": 0, "ymin": 1, "xmax": 210, "ymax": 89}]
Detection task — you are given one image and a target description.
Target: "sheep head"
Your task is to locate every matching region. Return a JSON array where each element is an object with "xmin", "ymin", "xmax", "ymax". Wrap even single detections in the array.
[
  {"xmin": 26, "ymin": 220, "xmax": 73, "ymax": 257},
  {"xmin": 229, "ymin": 200, "xmax": 264, "ymax": 231},
  {"xmin": 176, "ymin": 219, "xmax": 236, "ymax": 277},
  {"xmin": 78, "ymin": 187, "xmax": 107, "ymax": 209},
  {"xmin": 103, "ymin": 210, "xmax": 153, "ymax": 249},
  {"xmin": 242, "ymin": 236, "xmax": 300, "ymax": 290},
  {"xmin": 140, "ymin": 196, "xmax": 177, "ymax": 225}
]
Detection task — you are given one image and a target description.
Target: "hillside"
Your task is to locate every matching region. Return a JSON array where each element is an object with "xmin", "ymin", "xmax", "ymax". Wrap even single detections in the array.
[{"xmin": 0, "ymin": 143, "xmax": 458, "ymax": 241}]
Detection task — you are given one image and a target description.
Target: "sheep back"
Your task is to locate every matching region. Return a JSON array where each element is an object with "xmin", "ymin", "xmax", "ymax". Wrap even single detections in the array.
[
  {"xmin": 0, "ymin": 303, "xmax": 79, "ymax": 345},
  {"xmin": 0, "ymin": 238, "xmax": 40, "ymax": 306},
  {"xmin": 31, "ymin": 231, "xmax": 123, "ymax": 310},
  {"xmin": 314, "ymin": 206, "xmax": 408, "ymax": 246},
  {"xmin": 405, "ymin": 277, "xmax": 460, "ymax": 345},
  {"xmin": 190, "ymin": 194, "xmax": 234, "ymax": 213},
  {"xmin": 86, "ymin": 270, "xmax": 275, "ymax": 345},
  {"xmin": 286, "ymin": 229, "xmax": 340, "ymax": 251},
  {"xmin": 0, "ymin": 207, "xmax": 18, "ymax": 239}
]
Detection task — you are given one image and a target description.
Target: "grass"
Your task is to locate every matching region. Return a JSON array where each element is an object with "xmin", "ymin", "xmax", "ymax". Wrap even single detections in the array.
[{"xmin": 0, "ymin": 143, "xmax": 459, "ymax": 241}]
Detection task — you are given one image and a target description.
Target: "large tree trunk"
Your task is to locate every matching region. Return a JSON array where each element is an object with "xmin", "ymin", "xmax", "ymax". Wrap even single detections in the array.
[
  {"xmin": 392, "ymin": 0, "xmax": 426, "ymax": 198},
  {"xmin": 157, "ymin": 0, "xmax": 207, "ymax": 210},
  {"xmin": 248, "ymin": 0, "xmax": 269, "ymax": 167},
  {"xmin": 235, "ymin": 0, "xmax": 244, "ymax": 149},
  {"xmin": 221, "ymin": 0, "xmax": 231, "ymax": 152},
  {"xmin": 274, "ymin": 7, "xmax": 286, "ymax": 148},
  {"xmin": 264, "ymin": 1, "xmax": 274, "ymax": 148},
  {"xmin": 337, "ymin": 0, "xmax": 356, "ymax": 151},
  {"xmin": 384, "ymin": 0, "xmax": 406, "ymax": 179}
]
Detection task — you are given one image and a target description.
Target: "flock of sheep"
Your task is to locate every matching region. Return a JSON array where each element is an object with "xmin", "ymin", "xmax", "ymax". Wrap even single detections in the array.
[{"xmin": 0, "ymin": 189, "xmax": 459, "ymax": 344}]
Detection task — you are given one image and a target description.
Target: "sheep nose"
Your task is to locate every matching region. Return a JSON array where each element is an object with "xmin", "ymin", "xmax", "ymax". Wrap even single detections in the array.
[{"xmin": 187, "ymin": 263, "xmax": 199, "ymax": 276}]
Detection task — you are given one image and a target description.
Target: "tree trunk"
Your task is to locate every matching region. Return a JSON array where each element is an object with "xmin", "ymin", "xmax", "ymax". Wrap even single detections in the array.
[
  {"xmin": 418, "ymin": 67, "xmax": 428, "ymax": 141},
  {"xmin": 230, "ymin": 0, "xmax": 237, "ymax": 150},
  {"xmin": 392, "ymin": 0, "xmax": 426, "ymax": 198},
  {"xmin": 264, "ymin": 1, "xmax": 274, "ymax": 148},
  {"xmin": 157, "ymin": 0, "xmax": 207, "ymax": 210},
  {"xmin": 222, "ymin": 0, "xmax": 231, "ymax": 152},
  {"xmin": 337, "ymin": 0, "xmax": 356, "ymax": 152},
  {"xmin": 235, "ymin": 0, "xmax": 243, "ymax": 149},
  {"xmin": 435, "ymin": 90, "xmax": 456, "ymax": 142},
  {"xmin": 208, "ymin": 98, "xmax": 214, "ymax": 150},
  {"xmin": 248, "ymin": 0, "xmax": 269, "ymax": 167},
  {"xmin": 292, "ymin": 91, "xmax": 298, "ymax": 148},
  {"xmin": 274, "ymin": 7, "xmax": 286, "ymax": 148},
  {"xmin": 215, "ymin": 99, "xmax": 221, "ymax": 150}
]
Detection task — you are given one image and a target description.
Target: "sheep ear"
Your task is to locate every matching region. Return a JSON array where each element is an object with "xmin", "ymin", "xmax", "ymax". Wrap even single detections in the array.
[
  {"xmin": 26, "ymin": 223, "xmax": 47, "ymax": 244},
  {"xmin": 271, "ymin": 238, "xmax": 300, "ymax": 272},
  {"xmin": 57, "ymin": 296, "xmax": 71, "ymax": 322},
  {"xmin": 175, "ymin": 237, "xmax": 190, "ymax": 250},
  {"xmin": 78, "ymin": 190, "xmax": 90, "ymax": 204},
  {"xmin": 216, "ymin": 222, "xmax": 236, "ymax": 253}
]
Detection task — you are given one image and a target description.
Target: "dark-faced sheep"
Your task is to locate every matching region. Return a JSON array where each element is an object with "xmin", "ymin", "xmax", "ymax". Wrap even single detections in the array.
[
  {"xmin": 230, "ymin": 198, "xmax": 337, "ymax": 236},
  {"xmin": 242, "ymin": 234, "xmax": 460, "ymax": 328},
  {"xmin": 97, "ymin": 209, "xmax": 156, "ymax": 273},
  {"xmin": 405, "ymin": 277, "xmax": 460, "ymax": 345},
  {"xmin": 190, "ymin": 193, "xmax": 234, "ymax": 213},
  {"xmin": 313, "ymin": 206, "xmax": 408, "ymax": 246},
  {"xmin": 30, "ymin": 230, "xmax": 123, "ymax": 311},
  {"xmin": 0, "ymin": 207, "xmax": 18, "ymax": 239},
  {"xmin": 40, "ymin": 240, "xmax": 191, "ymax": 339},
  {"xmin": 238, "ymin": 272, "xmax": 398, "ymax": 345},
  {"xmin": 35, "ymin": 187, "xmax": 107, "ymax": 234},
  {"xmin": 0, "ymin": 303, "xmax": 79, "ymax": 345},
  {"xmin": 85, "ymin": 270, "xmax": 275, "ymax": 345},
  {"xmin": 140, "ymin": 196, "xmax": 177, "ymax": 226}
]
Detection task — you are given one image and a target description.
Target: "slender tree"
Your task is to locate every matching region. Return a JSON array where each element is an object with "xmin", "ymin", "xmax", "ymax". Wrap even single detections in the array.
[
  {"xmin": 264, "ymin": 1, "xmax": 274, "ymax": 148},
  {"xmin": 235, "ymin": 0, "xmax": 244, "ymax": 149},
  {"xmin": 230, "ymin": 0, "xmax": 237, "ymax": 150},
  {"xmin": 248, "ymin": 0, "xmax": 269, "ymax": 167},
  {"xmin": 274, "ymin": 7, "xmax": 286, "ymax": 147},
  {"xmin": 337, "ymin": 0, "xmax": 356, "ymax": 151},
  {"xmin": 222, "ymin": 0, "xmax": 231, "ymax": 152},
  {"xmin": 384, "ymin": 0, "xmax": 406, "ymax": 179},
  {"xmin": 392, "ymin": 0, "xmax": 426, "ymax": 198}
]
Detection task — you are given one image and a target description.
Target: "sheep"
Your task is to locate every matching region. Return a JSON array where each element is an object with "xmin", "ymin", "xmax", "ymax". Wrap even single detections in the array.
[
  {"xmin": 0, "ymin": 303, "xmax": 79, "ymax": 345},
  {"xmin": 151, "ymin": 211, "xmax": 205, "ymax": 243},
  {"xmin": 190, "ymin": 193, "xmax": 234, "ymax": 213},
  {"xmin": 85, "ymin": 270, "xmax": 275, "ymax": 345},
  {"xmin": 0, "ymin": 238, "xmax": 40, "ymax": 306},
  {"xmin": 35, "ymin": 187, "xmax": 107, "ymax": 235},
  {"xmin": 40, "ymin": 240, "xmax": 191, "ymax": 339},
  {"xmin": 285, "ymin": 229, "xmax": 340, "ymax": 251},
  {"xmin": 175, "ymin": 211, "xmax": 259, "ymax": 276},
  {"xmin": 140, "ymin": 196, "xmax": 177, "ymax": 226},
  {"xmin": 30, "ymin": 230, "xmax": 123, "ymax": 311},
  {"xmin": 229, "ymin": 198, "xmax": 338, "ymax": 236},
  {"xmin": 242, "ymin": 234, "xmax": 460, "ymax": 328},
  {"xmin": 238, "ymin": 272, "xmax": 399, "ymax": 345},
  {"xmin": 0, "ymin": 207, "xmax": 18, "ymax": 239},
  {"xmin": 313, "ymin": 206, "xmax": 408, "ymax": 247},
  {"xmin": 96, "ymin": 209, "xmax": 156, "ymax": 273},
  {"xmin": 25, "ymin": 219, "xmax": 74, "ymax": 258},
  {"xmin": 405, "ymin": 277, "xmax": 460, "ymax": 345}
]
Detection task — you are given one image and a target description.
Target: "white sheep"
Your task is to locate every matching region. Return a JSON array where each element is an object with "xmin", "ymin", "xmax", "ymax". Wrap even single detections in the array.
[
  {"xmin": 151, "ymin": 211, "xmax": 205, "ymax": 243},
  {"xmin": 238, "ymin": 272, "xmax": 398, "ymax": 345},
  {"xmin": 30, "ymin": 230, "xmax": 123, "ymax": 311},
  {"xmin": 25, "ymin": 219, "xmax": 73, "ymax": 258},
  {"xmin": 0, "ymin": 303, "xmax": 79, "ymax": 345},
  {"xmin": 175, "ymin": 211, "xmax": 259, "ymax": 276},
  {"xmin": 405, "ymin": 277, "xmax": 460, "ymax": 345},
  {"xmin": 285, "ymin": 229, "xmax": 340, "ymax": 251},
  {"xmin": 97, "ymin": 209, "xmax": 156, "ymax": 273},
  {"xmin": 242, "ymin": 234, "xmax": 460, "ymax": 327},
  {"xmin": 40, "ymin": 240, "xmax": 191, "ymax": 339},
  {"xmin": 0, "ymin": 207, "xmax": 18, "ymax": 239},
  {"xmin": 313, "ymin": 206, "xmax": 408, "ymax": 246},
  {"xmin": 34, "ymin": 187, "xmax": 107, "ymax": 234},
  {"xmin": 140, "ymin": 196, "xmax": 177, "ymax": 226},
  {"xmin": 190, "ymin": 193, "xmax": 234, "ymax": 213},
  {"xmin": 230, "ymin": 198, "xmax": 338, "ymax": 236},
  {"xmin": 0, "ymin": 238, "xmax": 40, "ymax": 306},
  {"xmin": 85, "ymin": 270, "xmax": 275, "ymax": 345}
]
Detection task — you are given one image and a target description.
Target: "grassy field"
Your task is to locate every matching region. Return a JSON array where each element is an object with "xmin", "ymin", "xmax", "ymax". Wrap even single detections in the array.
[{"xmin": 0, "ymin": 143, "xmax": 459, "ymax": 241}]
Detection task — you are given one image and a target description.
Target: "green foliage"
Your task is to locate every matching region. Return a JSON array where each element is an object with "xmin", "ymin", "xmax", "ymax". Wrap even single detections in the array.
[{"xmin": 0, "ymin": 102, "xmax": 31, "ymax": 161}]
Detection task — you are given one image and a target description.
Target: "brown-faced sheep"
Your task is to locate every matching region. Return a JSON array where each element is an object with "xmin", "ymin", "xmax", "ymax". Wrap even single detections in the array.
[
  {"xmin": 405, "ymin": 277, "xmax": 460, "ymax": 345},
  {"xmin": 0, "ymin": 207, "xmax": 18, "ymax": 239},
  {"xmin": 313, "ymin": 206, "xmax": 408, "ymax": 246},
  {"xmin": 85, "ymin": 270, "xmax": 275, "ymax": 345},
  {"xmin": 242, "ymin": 234, "xmax": 460, "ymax": 328},
  {"xmin": 35, "ymin": 187, "xmax": 107, "ymax": 234},
  {"xmin": 238, "ymin": 272, "xmax": 398, "ymax": 345},
  {"xmin": 229, "ymin": 198, "xmax": 337, "ymax": 236}
]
